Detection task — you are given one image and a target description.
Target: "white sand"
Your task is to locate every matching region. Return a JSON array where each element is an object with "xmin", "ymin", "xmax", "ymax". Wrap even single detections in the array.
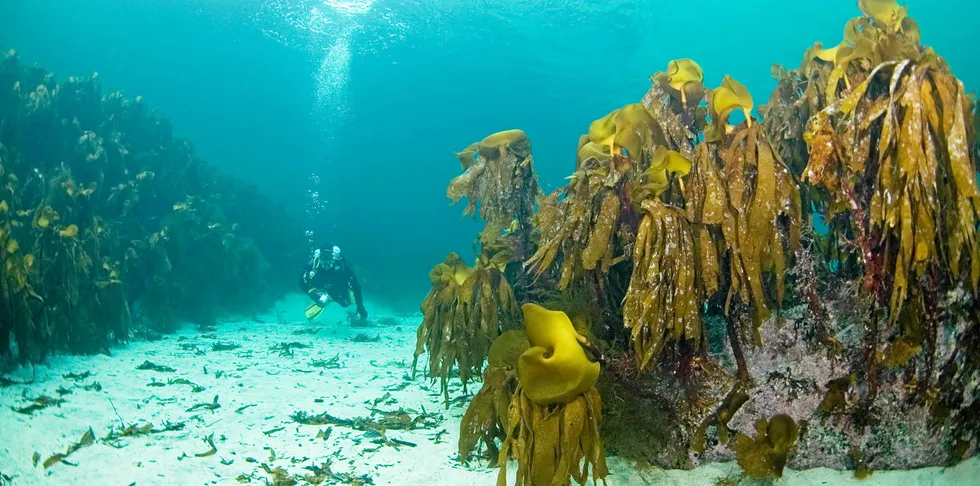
[{"xmin": 1, "ymin": 293, "xmax": 977, "ymax": 485}]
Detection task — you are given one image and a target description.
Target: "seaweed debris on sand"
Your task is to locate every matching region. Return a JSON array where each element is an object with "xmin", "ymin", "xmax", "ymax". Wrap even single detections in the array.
[{"xmin": 1, "ymin": 297, "xmax": 977, "ymax": 485}]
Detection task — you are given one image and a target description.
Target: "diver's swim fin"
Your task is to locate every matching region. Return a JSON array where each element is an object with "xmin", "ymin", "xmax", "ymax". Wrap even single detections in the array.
[{"xmin": 305, "ymin": 303, "xmax": 325, "ymax": 320}]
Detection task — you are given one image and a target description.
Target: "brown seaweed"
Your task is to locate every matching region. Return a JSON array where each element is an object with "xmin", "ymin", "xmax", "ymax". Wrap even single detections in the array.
[
  {"xmin": 309, "ymin": 353, "xmax": 343, "ymax": 369},
  {"xmin": 351, "ymin": 333, "xmax": 380, "ymax": 343},
  {"xmin": 186, "ymin": 395, "xmax": 221, "ymax": 412},
  {"xmin": 497, "ymin": 386, "xmax": 608, "ymax": 486},
  {"xmin": 12, "ymin": 395, "xmax": 64, "ymax": 415},
  {"xmin": 413, "ymin": 252, "xmax": 520, "ymax": 406},
  {"xmin": 692, "ymin": 385, "xmax": 751, "ymax": 453},
  {"xmin": 103, "ymin": 421, "xmax": 185, "ymax": 447},
  {"xmin": 263, "ymin": 426, "xmax": 286, "ymax": 436},
  {"xmin": 43, "ymin": 428, "xmax": 94, "ymax": 469},
  {"xmin": 235, "ymin": 403, "xmax": 256, "ymax": 414},
  {"xmin": 77, "ymin": 381, "xmax": 102, "ymax": 392},
  {"xmin": 136, "ymin": 361, "xmax": 175, "ymax": 373},
  {"xmin": 211, "ymin": 341, "xmax": 241, "ymax": 351},
  {"xmin": 271, "ymin": 341, "xmax": 311, "ymax": 356},
  {"xmin": 301, "ymin": 460, "xmax": 374, "ymax": 485},
  {"xmin": 168, "ymin": 378, "xmax": 205, "ymax": 392},
  {"xmin": 731, "ymin": 414, "xmax": 799, "ymax": 478},
  {"xmin": 290, "ymin": 407, "xmax": 441, "ymax": 432},
  {"xmin": 458, "ymin": 330, "xmax": 528, "ymax": 465},
  {"xmin": 62, "ymin": 371, "xmax": 92, "ymax": 381},
  {"xmin": 194, "ymin": 434, "xmax": 217, "ymax": 457}
]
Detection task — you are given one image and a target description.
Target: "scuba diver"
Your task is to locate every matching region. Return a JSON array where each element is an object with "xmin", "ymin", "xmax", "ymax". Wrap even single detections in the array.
[{"xmin": 300, "ymin": 242, "xmax": 367, "ymax": 321}]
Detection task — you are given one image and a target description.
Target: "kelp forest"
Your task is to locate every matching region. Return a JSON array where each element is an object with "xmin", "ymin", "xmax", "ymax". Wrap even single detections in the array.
[
  {"xmin": 413, "ymin": 0, "xmax": 980, "ymax": 483},
  {"xmin": 0, "ymin": 48, "xmax": 306, "ymax": 363}
]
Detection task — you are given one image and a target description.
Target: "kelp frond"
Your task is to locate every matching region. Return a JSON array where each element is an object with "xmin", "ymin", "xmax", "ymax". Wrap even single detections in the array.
[
  {"xmin": 413, "ymin": 252, "xmax": 521, "ymax": 406},
  {"xmin": 804, "ymin": 57, "xmax": 980, "ymax": 320}
]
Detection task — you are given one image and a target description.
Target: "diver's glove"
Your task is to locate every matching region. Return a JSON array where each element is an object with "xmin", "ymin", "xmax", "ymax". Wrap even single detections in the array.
[
  {"xmin": 356, "ymin": 305, "xmax": 368, "ymax": 320},
  {"xmin": 317, "ymin": 293, "xmax": 329, "ymax": 306}
]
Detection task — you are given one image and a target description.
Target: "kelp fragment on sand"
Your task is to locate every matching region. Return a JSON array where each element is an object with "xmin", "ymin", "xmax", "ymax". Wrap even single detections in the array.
[
  {"xmin": 194, "ymin": 434, "xmax": 217, "ymax": 457},
  {"xmin": 168, "ymin": 378, "xmax": 205, "ymax": 392},
  {"xmin": 235, "ymin": 404, "xmax": 257, "ymax": 414},
  {"xmin": 136, "ymin": 361, "xmax": 175, "ymax": 373},
  {"xmin": 186, "ymin": 395, "xmax": 221, "ymax": 412},
  {"xmin": 0, "ymin": 376, "xmax": 33, "ymax": 387},
  {"xmin": 300, "ymin": 460, "xmax": 374, "ymax": 485},
  {"xmin": 12, "ymin": 395, "xmax": 64, "ymax": 415},
  {"xmin": 77, "ymin": 381, "xmax": 102, "ymax": 391},
  {"xmin": 212, "ymin": 341, "xmax": 241, "ymax": 351},
  {"xmin": 103, "ymin": 421, "xmax": 185, "ymax": 448},
  {"xmin": 309, "ymin": 353, "xmax": 343, "ymax": 369},
  {"xmin": 350, "ymin": 333, "xmax": 380, "ymax": 343},
  {"xmin": 43, "ymin": 428, "xmax": 94, "ymax": 468},
  {"xmin": 62, "ymin": 371, "xmax": 92, "ymax": 381},
  {"xmin": 291, "ymin": 407, "xmax": 441, "ymax": 432},
  {"xmin": 271, "ymin": 342, "xmax": 311, "ymax": 356}
]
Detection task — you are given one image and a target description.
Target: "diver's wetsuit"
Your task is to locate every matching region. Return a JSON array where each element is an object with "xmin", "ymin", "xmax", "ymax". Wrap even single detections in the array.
[{"xmin": 299, "ymin": 254, "xmax": 366, "ymax": 318}]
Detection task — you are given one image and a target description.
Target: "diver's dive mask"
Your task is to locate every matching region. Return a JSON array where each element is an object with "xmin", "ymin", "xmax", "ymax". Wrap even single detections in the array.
[{"xmin": 311, "ymin": 246, "xmax": 342, "ymax": 273}]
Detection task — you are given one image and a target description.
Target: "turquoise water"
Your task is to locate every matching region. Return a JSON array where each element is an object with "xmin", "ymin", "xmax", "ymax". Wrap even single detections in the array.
[
  {"xmin": 2, "ymin": 0, "xmax": 976, "ymax": 308},
  {"xmin": 2, "ymin": 1, "xmax": 980, "ymax": 485}
]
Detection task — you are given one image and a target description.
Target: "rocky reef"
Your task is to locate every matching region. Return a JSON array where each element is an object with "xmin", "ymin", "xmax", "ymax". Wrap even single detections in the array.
[
  {"xmin": 0, "ymin": 49, "xmax": 306, "ymax": 363},
  {"xmin": 412, "ymin": 1, "xmax": 980, "ymax": 483}
]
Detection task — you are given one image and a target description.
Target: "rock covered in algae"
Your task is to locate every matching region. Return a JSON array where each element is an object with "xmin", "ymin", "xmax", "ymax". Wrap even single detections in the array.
[{"xmin": 439, "ymin": 0, "xmax": 980, "ymax": 478}]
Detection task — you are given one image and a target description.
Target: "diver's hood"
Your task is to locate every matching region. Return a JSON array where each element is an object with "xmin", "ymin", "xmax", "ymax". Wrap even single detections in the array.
[{"xmin": 313, "ymin": 245, "xmax": 342, "ymax": 270}]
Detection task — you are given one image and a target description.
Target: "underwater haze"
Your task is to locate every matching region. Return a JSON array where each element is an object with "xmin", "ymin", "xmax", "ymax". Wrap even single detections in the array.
[
  {"xmin": 4, "ymin": 0, "xmax": 980, "ymax": 485},
  {"xmin": 3, "ymin": 0, "xmax": 976, "ymax": 308}
]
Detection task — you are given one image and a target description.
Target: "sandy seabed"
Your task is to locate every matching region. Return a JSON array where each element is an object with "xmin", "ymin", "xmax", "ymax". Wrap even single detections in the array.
[{"xmin": 1, "ymin": 294, "xmax": 977, "ymax": 486}]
